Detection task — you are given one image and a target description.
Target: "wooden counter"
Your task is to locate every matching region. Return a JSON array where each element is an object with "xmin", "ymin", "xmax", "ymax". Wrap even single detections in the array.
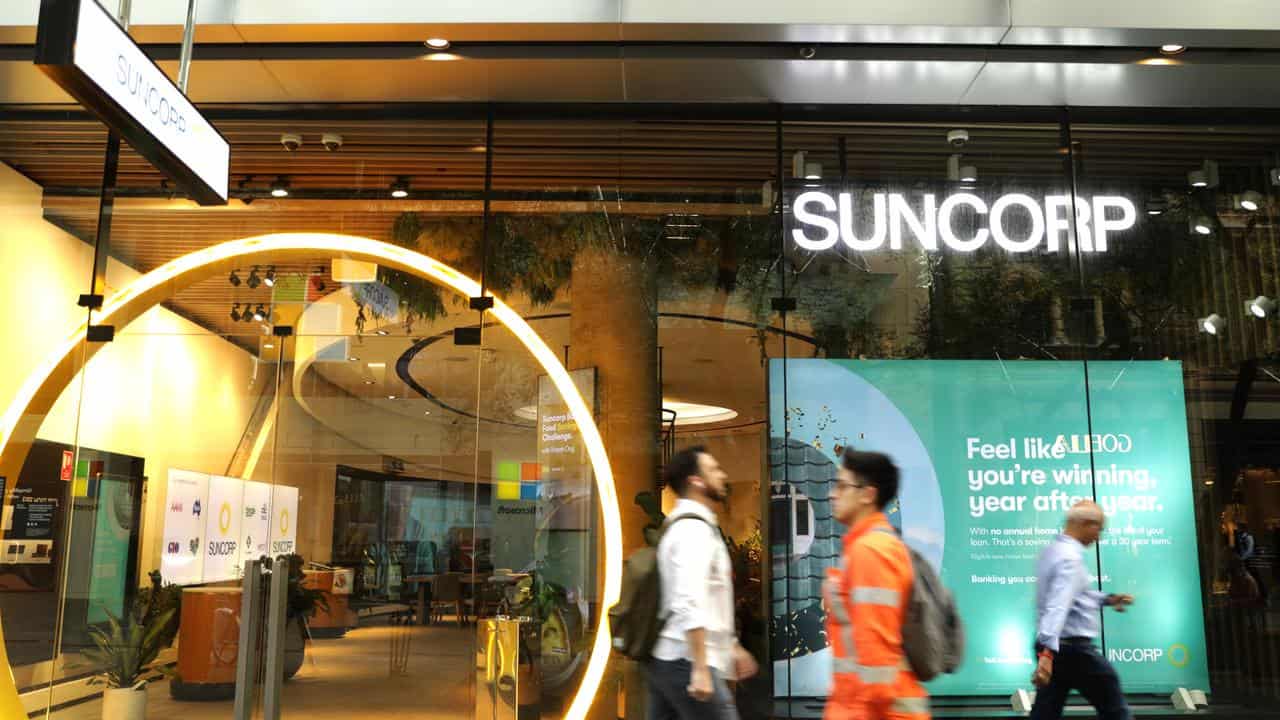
[{"xmin": 171, "ymin": 587, "xmax": 241, "ymax": 701}]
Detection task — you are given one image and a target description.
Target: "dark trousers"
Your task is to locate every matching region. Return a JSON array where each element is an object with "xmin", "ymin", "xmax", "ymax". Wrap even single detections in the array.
[
  {"xmin": 647, "ymin": 658, "xmax": 739, "ymax": 720},
  {"xmin": 1030, "ymin": 640, "xmax": 1131, "ymax": 720}
]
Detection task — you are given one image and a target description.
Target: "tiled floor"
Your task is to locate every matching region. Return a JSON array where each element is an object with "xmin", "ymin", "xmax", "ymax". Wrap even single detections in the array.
[{"xmin": 48, "ymin": 619, "xmax": 475, "ymax": 719}]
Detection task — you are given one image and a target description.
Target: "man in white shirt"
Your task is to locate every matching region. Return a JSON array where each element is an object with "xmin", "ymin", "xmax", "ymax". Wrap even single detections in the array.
[{"xmin": 649, "ymin": 446, "xmax": 758, "ymax": 720}]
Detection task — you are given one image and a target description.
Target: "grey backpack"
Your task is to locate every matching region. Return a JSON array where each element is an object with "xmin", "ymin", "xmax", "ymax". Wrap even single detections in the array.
[{"xmin": 876, "ymin": 528, "xmax": 965, "ymax": 681}]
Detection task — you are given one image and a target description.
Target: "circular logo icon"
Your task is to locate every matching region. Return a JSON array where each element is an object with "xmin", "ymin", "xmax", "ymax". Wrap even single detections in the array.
[
  {"xmin": 279, "ymin": 509, "xmax": 290, "ymax": 535},
  {"xmin": 1169, "ymin": 643, "xmax": 1190, "ymax": 668},
  {"xmin": 218, "ymin": 502, "xmax": 233, "ymax": 535}
]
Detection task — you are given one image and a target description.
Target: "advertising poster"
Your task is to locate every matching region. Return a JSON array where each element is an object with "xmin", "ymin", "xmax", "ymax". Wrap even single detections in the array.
[
  {"xmin": 271, "ymin": 484, "xmax": 299, "ymax": 556},
  {"xmin": 86, "ymin": 476, "xmax": 134, "ymax": 623},
  {"xmin": 203, "ymin": 475, "xmax": 244, "ymax": 582},
  {"xmin": 241, "ymin": 480, "xmax": 273, "ymax": 565},
  {"xmin": 769, "ymin": 359, "xmax": 1209, "ymax": 696},
  {"xmin": 161, "ymin": 469, "xmax": 209, "ymax": 586}
]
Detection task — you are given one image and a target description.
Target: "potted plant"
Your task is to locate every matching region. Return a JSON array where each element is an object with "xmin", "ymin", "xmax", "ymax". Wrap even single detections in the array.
[{"xmin": 82, "ymin": 589, "xmax": 176, "ymax": 720}]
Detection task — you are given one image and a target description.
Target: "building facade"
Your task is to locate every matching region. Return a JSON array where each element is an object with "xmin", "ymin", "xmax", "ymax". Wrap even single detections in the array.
[{"xmin": 2, "ymin": 2, "xmax": 1280, "ymax": 718}]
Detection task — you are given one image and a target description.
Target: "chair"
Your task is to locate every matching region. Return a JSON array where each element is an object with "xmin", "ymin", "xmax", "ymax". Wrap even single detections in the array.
[{"xmin": 431, "ymin": 573, "xmax": 466, "ymax": 626}]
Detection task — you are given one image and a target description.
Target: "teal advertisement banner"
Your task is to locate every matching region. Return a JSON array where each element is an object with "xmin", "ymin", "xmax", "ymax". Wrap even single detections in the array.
[{"xmin": 769, "ymin": 359, "xmax": 1209, "ymax": 697}]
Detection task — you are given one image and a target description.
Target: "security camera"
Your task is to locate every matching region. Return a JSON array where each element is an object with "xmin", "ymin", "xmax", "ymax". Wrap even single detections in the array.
[
  {"xmin": 947, "ymin": 129, "xmax": 970, "ymax": 148},
  {"xmin": 798, "ymin": 47, "xmax": 817, "ymax": 60},
  {"xmin": 280, "ymin": 133, "xmax": 302, "ymax": 152},
  {"xmin": 321, "ymin": 133, "xmax": 344, "ymax": 152}
]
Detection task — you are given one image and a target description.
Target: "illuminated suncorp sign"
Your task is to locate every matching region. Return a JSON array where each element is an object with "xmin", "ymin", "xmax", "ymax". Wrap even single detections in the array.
[{"xmin": 792, "ymin": 191, "xmax": 1137, "ymax": 254}]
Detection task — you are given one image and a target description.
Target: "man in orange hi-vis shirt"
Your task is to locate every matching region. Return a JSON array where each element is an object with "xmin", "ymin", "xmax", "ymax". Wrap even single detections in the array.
[{"xmin": 824, "ymin": 450, "xmax": 929, "ymax": 720}]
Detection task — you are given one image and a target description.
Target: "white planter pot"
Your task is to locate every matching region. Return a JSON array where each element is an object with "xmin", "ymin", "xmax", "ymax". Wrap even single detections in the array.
[{"xmin": 102, "ymin": 687, "xmax": 147, "ymax": 720}]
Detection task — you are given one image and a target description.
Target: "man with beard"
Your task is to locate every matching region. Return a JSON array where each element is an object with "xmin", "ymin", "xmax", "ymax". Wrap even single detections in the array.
[{"xmin": 649, "ymin": 446, "xmax": 758, "ymax": 720}]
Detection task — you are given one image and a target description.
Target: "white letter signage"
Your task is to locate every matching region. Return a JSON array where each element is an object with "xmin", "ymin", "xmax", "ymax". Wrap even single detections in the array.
[{"xmin": 791, "ymin": 190, "xmax": 1136, "ymax": 254}]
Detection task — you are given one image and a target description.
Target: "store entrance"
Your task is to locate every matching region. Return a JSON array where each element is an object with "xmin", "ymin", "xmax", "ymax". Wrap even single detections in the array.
[{"xmin": 0, "ymin": 237, "xmax": 610, "ymax": 720}]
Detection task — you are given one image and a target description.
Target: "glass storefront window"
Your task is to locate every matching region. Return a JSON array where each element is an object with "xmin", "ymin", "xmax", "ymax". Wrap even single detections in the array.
[{"xmin": 1, "ymin": 103, "xmax": 1277, "ymax": 720}]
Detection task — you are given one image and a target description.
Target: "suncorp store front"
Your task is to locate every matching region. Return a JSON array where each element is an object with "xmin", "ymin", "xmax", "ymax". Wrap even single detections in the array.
[{"xmin": 1, "ymin": 3, "xmax": 1279, "ymax": 719}]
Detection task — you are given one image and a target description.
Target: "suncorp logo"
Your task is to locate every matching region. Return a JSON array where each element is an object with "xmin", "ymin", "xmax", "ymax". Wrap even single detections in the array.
[
  {"xmin": 218, "ymin": 502, "xmax": 233, "ymax": 535},
  {"xmin": 791, "ymin": 191, "xmax": 1135, "ymax": 254},
  {"xmin": 1108, "ymin": 644, "xmax": 1191, "ymax": 667}
]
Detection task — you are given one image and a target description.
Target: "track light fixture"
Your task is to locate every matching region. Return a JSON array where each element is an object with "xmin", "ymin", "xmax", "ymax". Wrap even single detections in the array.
[
  {"xmin": 1145, "ymin": 196, "xmax": 1167, "ymax": 216},
  {"xmin": 1236, "ymin": 190, "xmax": 1264, "ymax": 212},
  {"xmin": 1248, "ymin": 295, "xmax": 1277, "ymax": 318},
  {"xmin": 1187, "ymin": 160, "xmax": 1219, "ymax": 189},
  {"xmin": 391, "ymin": 178, "xmax": 410, "ymax": 198},
  {"xmin": 1159, "ymin": 44, "xmax": 1186, "ymax": 55},
  {"xmin": 791, "ymin": 150, "xmax": 807, "ymax": 179},
  {"xmin": 230, "ymin": 303, "xmax": 241, "ymax": 322},
  {"xmin": 247, "ymin": 266, "xmax": 262, "ymax": 289},
  {"xmin": 1199, "ymin": 313, "xmax": 1225, "ymax": 336},
  {"xmin": 425, "ymin": 37, "xmax": 451, "ymax": 50},
  {"xmin": 804, "ymin": 162, "xmax": 823, "ymax": 181},
  {"xmin": 263, "ymin": 266, "xmax": 276, "ymax": 287},
  {"xmin": 1190, "ymin": 215, "xmax": 1214, "ymax": 236},
  {"xmin": 271, "ymin": 176, "xmax": 290, "ymax": 198},
  {"xmin": 252, "ymin": 304, "xmax": 266, "ymax": 322},
  {"xmin": 947, "ymin": 154, "xmax": 977, "ymax": 183},
  {"xmin": 228, "ymin": 270, "xmax": 241, "ymax": 287}
]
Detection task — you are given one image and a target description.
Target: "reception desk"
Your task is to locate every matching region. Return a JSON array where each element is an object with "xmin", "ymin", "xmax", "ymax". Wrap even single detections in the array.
[
  {"xmin": 171, "ymin": 587, "xmax": 241, "ymax": 701},
  {"xmin": 302, "ymin": 569, "xmax": 352, "ymax": 638}
]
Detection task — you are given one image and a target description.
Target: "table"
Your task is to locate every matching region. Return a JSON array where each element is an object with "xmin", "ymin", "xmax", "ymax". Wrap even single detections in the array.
[{"xmin": 404, "ymin": 573, "xmax": 528, "ymax": 625}]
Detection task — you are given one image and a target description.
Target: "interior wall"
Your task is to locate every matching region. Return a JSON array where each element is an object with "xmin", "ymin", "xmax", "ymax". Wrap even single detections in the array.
[
  {"xmin": 668, "ymin": 427, "xmax": 766, "ymax": 541},
  {"xmin": 0, "ymin": 161, "xmax": 259, "ymax": 579}
]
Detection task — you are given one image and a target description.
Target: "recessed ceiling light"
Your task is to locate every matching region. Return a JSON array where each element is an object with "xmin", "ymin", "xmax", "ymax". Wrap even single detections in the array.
[
  {"xmin": 270, "ymin": 176, "xmax": 289, "ymax": 197},
  {"xmin": 375, "ymin": 329, "xmax": 390, "ymax": 336},
  {"xmin": 388, "ymin": 395, "xmax": 397, "ymax": 400},
  {"xmin": 390, "ymin": 178, "xmax": 409, "ymax": 198},
  {"xmin": 348, "ymin": 356, "xmax": 359, "ymax": 362},
  {"xmin": 424, "ymin": 410, "xmax": 432, "ymax": 416},
  {"xmin": 363, "ymin": 379, "xmax": 375, "ymax": 385},
  {"xmin": 425, "ymin": 37, "xmax": 451, "ymax": 50},
  {"xmin": 367, "ymin": 362, "xmax": 386, "ymax": 369},
  {"xmin": 263, "ymin": 343, "xmax": 274, "ymax": 349},
  {"xmin": 1159, "ymin": 43, "xmax": 1186, "ymax": 55}
]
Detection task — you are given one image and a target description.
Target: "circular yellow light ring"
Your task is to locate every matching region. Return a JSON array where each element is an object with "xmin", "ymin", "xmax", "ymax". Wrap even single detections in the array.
[{"xmin": 0, "ymin": 233, "xmax": 619, "ymax": 720}]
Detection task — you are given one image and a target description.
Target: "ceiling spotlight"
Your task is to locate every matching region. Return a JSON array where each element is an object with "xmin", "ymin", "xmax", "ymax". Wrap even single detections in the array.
[
  {"xmin": 247, "ymin": 266, "xmax": 262, "ymax": 289},
  {"xmin": 230, "ymin": 303, "xmax": 242, "ymax": 322},
  {"xmin": 1248, "ymin": 295, "xmax": 1277, "ymax": 318},
  {"xmin": 263, "ymin": 343, "xmax": 275, "ymax": 350},
  {"xmin": 252, "ymin": 304, "xmax": 266, "ymax": 322},
  {"xmin": 388, "ymin": 395, "xmax": 398, "ymax": 400},
  {"xmin": 1145, "ymin": 196, "xmax": 1167, "ymax": 215},
  {"xmin": 1159, "ymin": 44, "xmax": 1186, "ymax": 55},
  {"xmin": 1237, "ymin": 190, "xmax": 1264, "ymax": 212},
  {"xmin": 803, "ymin": 162, "xmax": 823, "ymax": 181},
  {"xmin": 228, "ymin": 270, "xmax": 241, "ymax": 287},
  {"xmin": 263, "ymin": 266, "xmax": 276, "ymax": 287},
  {"xmin": 791, "ymin": 150, "xmax": 807, "ymax": 179},
  {"xmin": 946, "ymin": 153, "xmax": 976, "ymax": 183},
  {"xmin": 1199, "ymin": 313, "xmax": 1226, "ymax": 336},
  {"xmin": 425, "ymin": 37, "xmax": 450, "ymax": 50},
  {"xmin": 1187, "ymin": 160, "xmax": 1219, "ymax": 189},
  {"xmin": 349, "ymin": 356, "xmax": 360, "ymax": 362},
  {"xmin": 390, "ymin": 178, "xmax": 410, "ymax": 198},
  {"xmin": 376, "ymin": 329, "xmax": 390, "ymax": 336},
  {"xmin": 424, "ymin": 410, "xmax": 432, "ymax": 416},
  {"xmin": 270, "ymin": 177, "xmax": 290, "ymax": 198},
  {"xmin": 1190, "ymin": 215, "xmax": 1214, "ymax": 236}
]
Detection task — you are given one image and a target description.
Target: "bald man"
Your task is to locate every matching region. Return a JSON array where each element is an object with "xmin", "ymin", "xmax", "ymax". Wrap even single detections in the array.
[{"xmin": 1030, "ymin": 501, "xmax": 1135, "ymax": 720}]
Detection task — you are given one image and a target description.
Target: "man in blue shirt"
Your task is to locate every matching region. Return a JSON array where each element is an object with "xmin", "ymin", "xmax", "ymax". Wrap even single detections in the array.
[{"xmin": 1030, "ymin": 501, "xmax": 1134, "ymax": 720}]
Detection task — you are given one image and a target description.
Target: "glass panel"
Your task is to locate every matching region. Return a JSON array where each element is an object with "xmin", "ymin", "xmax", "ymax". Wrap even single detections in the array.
[
  {"xmin": 776, "ymin": 118, "xmax": 1093, "ymax": 707},
  {"xmin": 65, "ymin": 315, "xmax": 277, "ymax": 719},
  {"xmin": 1074, "ymin": 120, "xmax": 1280, "ymax": 704}
]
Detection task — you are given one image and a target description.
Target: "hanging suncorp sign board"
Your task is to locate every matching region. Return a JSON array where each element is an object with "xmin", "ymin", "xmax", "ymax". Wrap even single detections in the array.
[
  {"xmin": 791, "ymin": 190, "xmax": 1136, "ymax": 254},
  {"xmin": 34, "ymin": 0, "xmax": 230, "ymax": 205}
]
